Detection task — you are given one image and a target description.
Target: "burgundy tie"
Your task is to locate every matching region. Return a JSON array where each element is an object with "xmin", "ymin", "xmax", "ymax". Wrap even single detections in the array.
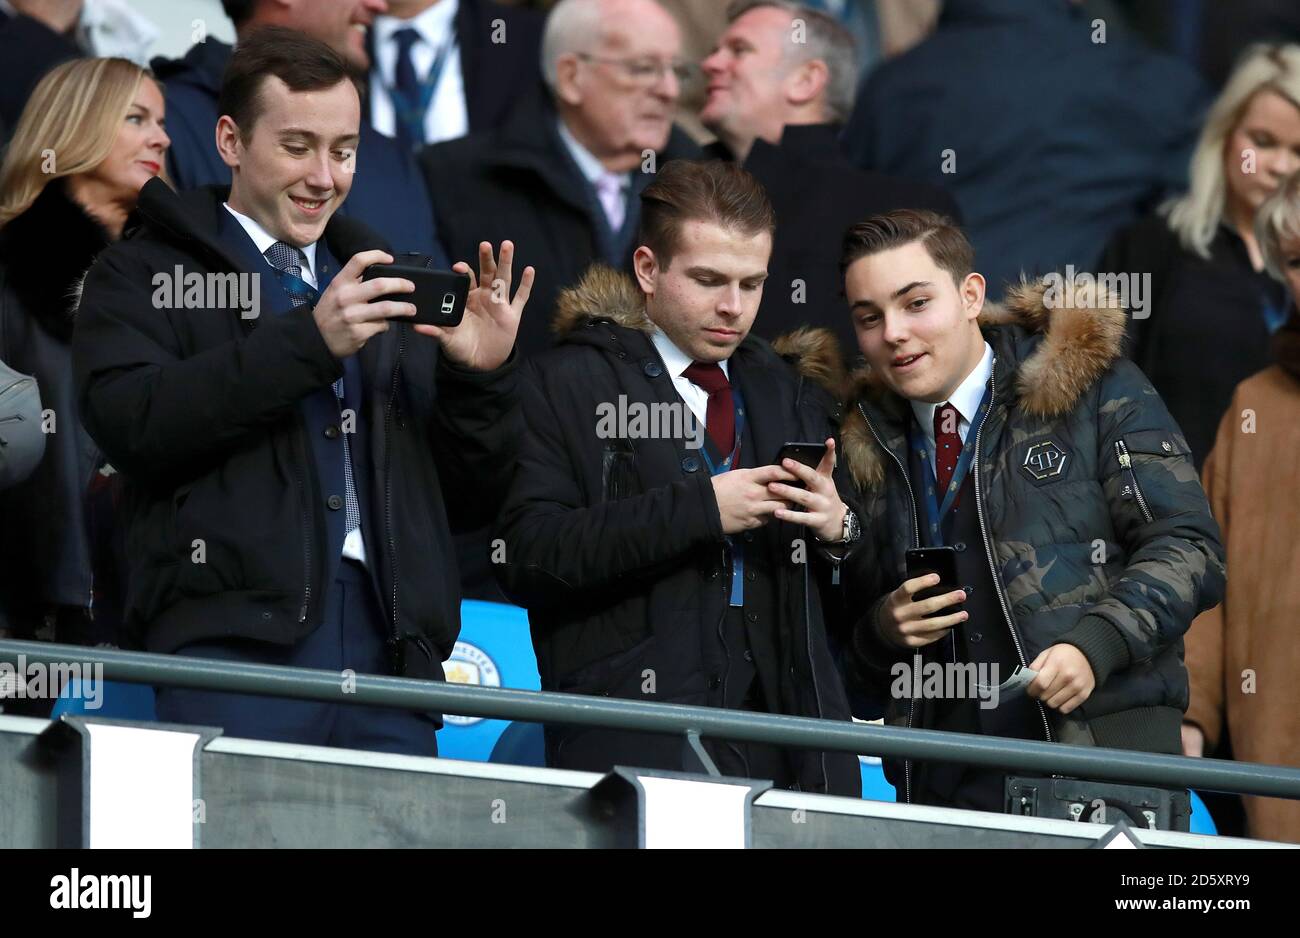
[
  {"xmin": 933, "ymin": 402, "xmax": 962, "ymax": 505},
  {"xmin": 683, "ymin": 361, "xmax": 735, "ymax": 455}
]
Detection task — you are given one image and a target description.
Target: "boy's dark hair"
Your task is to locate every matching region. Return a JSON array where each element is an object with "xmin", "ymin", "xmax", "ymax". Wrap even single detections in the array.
[
  {"xmin": 840, "ymin": 209, "xmax": 974, "ymax": 284},
  {"xmin": 217, "ymin": 26, "xmax": 358, "ymax": 139},
  {"xmin": 638, "ymin": 160, "xmax": 776, "ymax": 269}
]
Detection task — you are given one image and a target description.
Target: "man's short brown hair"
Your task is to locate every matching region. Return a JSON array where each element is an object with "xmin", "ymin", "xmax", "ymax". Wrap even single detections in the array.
[
  {"xmin": 638, "ymin": 160, "xmax": 776, "ymax": 268},
  {"xmin": 217, "ymin": 26, "xmax": 359, "ymax": 139},
  {"xmin": 840, "ymin": 209, "xmax": 974, "ymax": 285}
]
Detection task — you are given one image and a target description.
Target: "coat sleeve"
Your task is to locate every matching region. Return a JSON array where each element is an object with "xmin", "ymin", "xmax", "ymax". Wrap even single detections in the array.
[
  {"xmin": 493, "ymin": 361, "xmax": 725, "ymax": 611},
  {"xmin": 429, "ymin": 348, "xmax": 520, "ymax": 532},
  {"xmin": 1056, "ymin": 360, "xmax": 1226, "ymax": 687},
  {"xmin": 1183, "ymin": 405, "xmax": 1233, "ymax": 747},
  {"xmin": 73, "ymin": 244, "xmax": 343, "ymax": 486}
]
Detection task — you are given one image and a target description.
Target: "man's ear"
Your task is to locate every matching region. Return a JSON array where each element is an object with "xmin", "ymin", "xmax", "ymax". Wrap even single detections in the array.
[
  {"xmin": 786, "ymin": 58, "xmax": 830, "ymax": 110},
  {"xmin": 961, "ymin": 271, "xmax": 986, "ymax": 322},
  {"xmin": 553, "ymin": 54, "xmax": 583, "ymax": 107},
  {"xmin": 215, "ymin": 115, "xmax": 243, "ymax": 171},
  {"xmin": 633, "ymin": 245, "xmax": 659, "ymax": 296}
]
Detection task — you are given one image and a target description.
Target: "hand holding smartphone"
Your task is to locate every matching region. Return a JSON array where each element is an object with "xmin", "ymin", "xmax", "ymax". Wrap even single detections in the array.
[{"xmin": 362, "ymin": 252, "xmax": 470, "ymax": 327}]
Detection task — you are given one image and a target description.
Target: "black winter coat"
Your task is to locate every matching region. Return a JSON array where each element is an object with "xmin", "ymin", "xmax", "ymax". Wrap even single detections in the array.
[
  {"xmin": 72, "ymin": 179, "xmax": 519, "ymax": 679},
  {"xmin": 494, "ymin": 266, "xmax": 860, "ymax": 796},
  {"xmin": 0, "ymin": 181, "xmax": 112, "ymax": 634}
]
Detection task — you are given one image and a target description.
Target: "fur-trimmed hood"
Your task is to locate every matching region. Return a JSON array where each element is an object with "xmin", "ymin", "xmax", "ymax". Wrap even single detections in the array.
[
  {"xmin": 552, "ymin": 264, "xmax": 847, "ymax": 396},
  {"xmin": 842, "ymin": 276, "xmax": 1127, "ymax": 489},
  {"xmin": 0, "ymin": 179, "xmax": 111, "ymax": 342}
]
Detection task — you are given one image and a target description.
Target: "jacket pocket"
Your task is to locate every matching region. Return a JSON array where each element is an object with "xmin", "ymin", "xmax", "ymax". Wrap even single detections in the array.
[
  {"xmin": 600, "ymin": 439, "xmax": 638, "ymax": 501},
  {"xmin": 557, "ymin": 634, "xmax": 655, "ymax": 698},
  {"xmin": 1112, "ymin": 430, "xmax": 1190, "ymax": 525}
]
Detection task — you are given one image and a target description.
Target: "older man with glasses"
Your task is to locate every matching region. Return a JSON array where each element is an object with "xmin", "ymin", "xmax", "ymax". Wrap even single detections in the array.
[{"xmin": 419, "ymin": 0, "xmax": 701, "ymax": 359}]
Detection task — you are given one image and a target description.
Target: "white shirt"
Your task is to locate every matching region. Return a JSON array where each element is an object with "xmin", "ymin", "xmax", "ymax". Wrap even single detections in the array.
[
  {"xmin": 223, "ymin": 203, "xmax": 319, "ymax": 288},
  {"xmin": 910, "ymin": 341, "xmax": 994, "ymax": 464},
  {"xmin": 650, "ymin": 328, "xmax": 730, "ymax": 429},
  {"xmin": 370, "ymin": 1, "xmax": 468, "ymax": 146},
  {"xmin": 223, "ymin": 204, "xmax": 367, "ymax": 564}
]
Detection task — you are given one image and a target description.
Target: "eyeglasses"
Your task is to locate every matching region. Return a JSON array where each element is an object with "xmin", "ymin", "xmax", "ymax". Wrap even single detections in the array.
[{"xmin": 574, "ymin": 53, "xmax": 696, "ymax": 87}]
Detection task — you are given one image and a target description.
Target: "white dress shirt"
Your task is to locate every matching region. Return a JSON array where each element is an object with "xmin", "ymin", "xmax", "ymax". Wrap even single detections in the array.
[
  {"xmin": 223, "ymin": 204, "xmax": 368, "ymax": 564},
  {"xmin": 370, "ymin": 0, "xmax": 468, "ymax": 146},
  {"xmin": 223, "ymin": 203, "xmax": 318, "ymax": 288},
  {"xmin": 910, "ymin": 341, "xmax": 994, "ymax": 465},
  {"xmin": 650, "ymin": 328, "xmax": 730, "ymax": 429}
]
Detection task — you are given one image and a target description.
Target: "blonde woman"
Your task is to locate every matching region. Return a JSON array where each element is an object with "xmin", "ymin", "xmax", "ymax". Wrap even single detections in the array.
[
  {"xmin": 0, "ymin": 58, "xmax": 168, "ymax": 661},
  {"xmin": 1101, "ymin": 44, "xmax": 1300, "ymax": 469},
  {"xmin": 1182, "ymin": 171, "xmax": 1300, "ymax": 844}
]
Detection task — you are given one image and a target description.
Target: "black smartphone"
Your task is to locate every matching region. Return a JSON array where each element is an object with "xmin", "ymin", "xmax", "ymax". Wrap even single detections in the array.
[
  {"xmin": 775, "ymin": 442, "xmax": 828, "ymax": 490},
  {"xmin": 905, "ymin": 546, "xmax": 962, "ymax": 619},
  {"xmin": 362, "ymin": 253, "xmax": 470, "ymax": 328}
]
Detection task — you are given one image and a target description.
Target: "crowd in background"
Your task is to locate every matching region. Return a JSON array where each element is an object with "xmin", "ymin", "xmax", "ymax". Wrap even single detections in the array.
[{"xmin": 0, "ymin": 0, "xmax": 1298, "ymax": 842}]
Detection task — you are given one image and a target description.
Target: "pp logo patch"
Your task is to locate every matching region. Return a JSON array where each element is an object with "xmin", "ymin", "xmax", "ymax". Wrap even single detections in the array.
[{"xmin": 1022, "ymin": 440, "xmax": 1068, "ymax": 483}]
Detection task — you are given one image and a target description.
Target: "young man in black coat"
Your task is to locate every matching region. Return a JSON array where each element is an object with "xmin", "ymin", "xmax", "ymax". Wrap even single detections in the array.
[
  {"xmin": 495, "ymin": 160, "xmax": 861, "ymax": 796},
  {"xmin": 72, "ymin": 30, "xmax": 533, "ymax": 755}
]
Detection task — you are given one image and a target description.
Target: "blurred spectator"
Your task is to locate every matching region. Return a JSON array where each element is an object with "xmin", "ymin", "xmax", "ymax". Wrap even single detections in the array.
[
  {"xmin": 1183, "ymin": 171, "xmax": 1300, "ymax": 844},
  {"xmin": 1101, "ymin": 44, "xmax": 1300, "ymax": 468},
  {"xmin": 367, "ymin": 0, "xmax": 544, "ymax": 151},
  {"xmin": 845, "ymin": 0, "xmax": 1209, "ymax": 300},
  {"xmin": 154, "ymin": 0, "xmax": 443, "ymax": 262},
  {"xmin": 700, "ymin": 0, "xmax": 959, "ymax": 351},
  {"xmin": 420, "ymin": 0, "xmax": 700, "ymax": 356},
  {"xmin": 0, "ymin": 57, "xmax": 169, "ymax": 652},
  {"xmin": 0, "ymin": 0, "xmax": 157, "ymax": 140}
]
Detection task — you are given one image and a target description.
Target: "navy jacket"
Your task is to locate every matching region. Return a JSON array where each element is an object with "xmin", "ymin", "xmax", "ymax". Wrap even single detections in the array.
[
  {"xmin": 844, "ymin": 0, "xmax": 1209, "ymax": 299},
  {"xmin": 152, "ymin": 39, "xmax": 445, "ymax": 266}
]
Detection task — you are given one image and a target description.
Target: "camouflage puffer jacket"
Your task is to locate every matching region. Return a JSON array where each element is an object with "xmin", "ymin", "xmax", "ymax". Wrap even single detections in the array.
[{"xmin": 840, "ymin": 280, "xmax": 1225, "ymax": 754}]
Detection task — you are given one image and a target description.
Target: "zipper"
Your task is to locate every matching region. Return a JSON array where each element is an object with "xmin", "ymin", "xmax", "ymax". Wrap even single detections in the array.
[
  {"xmin": 801, "ymin": 558, "xmax": 830, "ymax": 792},
  {"xmin": 383, "ymin": 327, "xmax": 406, "ymax": 663},
  {"xmin": 857, "ymin": 401, "xmax": 921, "ymax": 803},
  {"xmin": 1114, "ymin": 440, "xmax": 1154, "ymax": 524},
  {"xmin": 972, "ymin": 362, "xmax": 1053, "ymax": 744}
]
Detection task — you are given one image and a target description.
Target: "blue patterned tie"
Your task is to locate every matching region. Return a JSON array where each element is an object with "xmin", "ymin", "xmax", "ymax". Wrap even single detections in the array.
[
  {"xmin": 264, "ymin": 241, "xmax": 362, "ymax": 542},
  {"xmin": 392, "ymin": 27, "xmax": 425, "ymax": 151}
]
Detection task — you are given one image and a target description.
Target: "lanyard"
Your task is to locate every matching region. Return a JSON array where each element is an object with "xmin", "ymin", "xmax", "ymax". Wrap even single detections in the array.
[
  {"xmin": 910, "ymin": 387, "xmax": 991, "ymax": 547},
  {"xmin": 382, "ymin": 36, "xmax": 456, "ymax": 135},
  {"xmin": 270, "ymin": 267, "xmax": 319, "ymax": 308}
]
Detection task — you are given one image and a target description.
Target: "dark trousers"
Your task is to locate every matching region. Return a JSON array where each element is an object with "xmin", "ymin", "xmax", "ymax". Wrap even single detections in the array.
[{"xmin": 154, "ymin": 559, "xmax": 439, "ymax": 757}]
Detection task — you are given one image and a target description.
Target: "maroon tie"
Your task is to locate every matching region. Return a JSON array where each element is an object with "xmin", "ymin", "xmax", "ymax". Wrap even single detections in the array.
[
  {"xmin": 933, "ymin": 402, "xmax": 962, "ymax": 505},
  {"xmin": 683, "ymin": 361, "xmax": 735, "ymax": 455}
]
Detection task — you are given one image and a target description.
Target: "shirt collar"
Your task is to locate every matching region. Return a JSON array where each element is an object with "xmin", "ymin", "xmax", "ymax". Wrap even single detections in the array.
[
  {"xmin": 651, "ymin": 327, "xmax": 730, "ymax": 381},
  {"xmin": 223, "ymin": 202, "xmax": 317, "ymax": 281},
  {"xmin": 557, "ymin": 118, "xmax": 627, "ymax": 189},
  {"xmin": 910, "ymin": 340, "xmax": 993, "ymax": 441},
  {"xmin": 373, "ymin": 0, "xmax": 459, "ymax": 54}
]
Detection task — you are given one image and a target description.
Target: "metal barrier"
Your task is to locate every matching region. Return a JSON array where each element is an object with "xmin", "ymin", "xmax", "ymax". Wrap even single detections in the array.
[{"xmin": 2, "ymin": 638, "xmax": 1298, "ymax": 801}]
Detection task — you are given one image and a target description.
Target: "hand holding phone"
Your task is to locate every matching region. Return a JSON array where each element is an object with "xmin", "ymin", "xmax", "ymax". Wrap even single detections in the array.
[
  {"xmin": 362, "ymin": 252, "xmax": 470, "ymax": 327},
  {"xmin": 873, "ymin": 547, "xmax": 968, "ymax": 649}
]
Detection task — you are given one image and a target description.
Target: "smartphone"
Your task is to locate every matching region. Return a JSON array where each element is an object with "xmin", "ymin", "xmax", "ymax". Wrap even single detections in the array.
[
  {"xmin": 775, "ymin": 442, "xmax": 828, "ymax": 490},
  {"xmin": 362, "ymin": 253, "xmax": 470, "ymax": 328},
  {"xmin": 905, "ymin": 546, "xmax": 963, "ymax": 619}
]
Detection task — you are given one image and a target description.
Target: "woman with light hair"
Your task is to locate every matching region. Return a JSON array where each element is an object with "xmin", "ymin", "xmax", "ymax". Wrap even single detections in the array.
[
  {"xmin": 1100, "ymin": 43, "xmax": 1300, "ymax": 469},
  {"xmin": 1182, "ymin": 170, "xmax": 1300, "ymax": 844},
  {"xmin": 0, "ymin": 58, "xmax": 168, "ymax": 664}
]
